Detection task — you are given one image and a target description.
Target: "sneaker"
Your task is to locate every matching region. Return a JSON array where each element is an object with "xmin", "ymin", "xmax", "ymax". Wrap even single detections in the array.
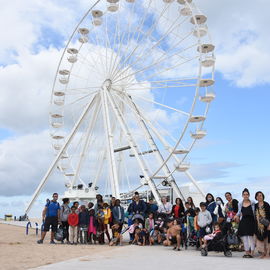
[
  {"xmin": 50, "ymin": 240, "xmax": 57, "ymax": 244},
  {"xmin": 37, "ymin": 239, "xmax": 43, "ymax": 244}
]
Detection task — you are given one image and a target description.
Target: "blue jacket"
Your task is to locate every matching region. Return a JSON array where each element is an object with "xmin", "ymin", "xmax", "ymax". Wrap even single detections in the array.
[
  {"xmin": 206, "ymin": 201, "xmax": 217, "ymax": 222},
  {"xmin": 128, "ymin": 200, "xmax": 147, "ymax": 215},
  {"xmin": 112, "ymin": 206, "xmax": 125, "ymax": 223}
]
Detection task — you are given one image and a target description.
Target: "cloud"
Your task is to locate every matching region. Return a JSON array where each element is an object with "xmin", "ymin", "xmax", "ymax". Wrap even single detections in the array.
[
  {"xmin": 188, "ymin": 161, "xmax": 242, "ymax": 180},
  {"xmin": 201, "ymin": 0, "xmax": 270, "ymax": 87}
]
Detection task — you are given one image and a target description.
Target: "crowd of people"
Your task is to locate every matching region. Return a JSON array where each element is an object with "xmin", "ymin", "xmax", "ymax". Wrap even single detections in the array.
[{"xmin": 37, "ymin": 188, "xmax": 270, "ymax": 258}]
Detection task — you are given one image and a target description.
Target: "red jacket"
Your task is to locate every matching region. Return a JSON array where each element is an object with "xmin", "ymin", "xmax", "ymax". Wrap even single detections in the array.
[{"xmin": 68, "ymin": 213, "xmax": 79, "ymax": 226}]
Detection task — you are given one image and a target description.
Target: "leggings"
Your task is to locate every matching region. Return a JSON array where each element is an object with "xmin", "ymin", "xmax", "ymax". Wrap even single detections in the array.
[{"xmin": 241, "ymin": 236, "xmax": 255, "ymax": 251}]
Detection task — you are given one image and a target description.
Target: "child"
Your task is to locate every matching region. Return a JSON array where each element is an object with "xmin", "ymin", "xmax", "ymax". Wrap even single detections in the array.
[
  {"xmin": 88, "ymin": 209, "xmax": 97, "ymax": 244},
  {"xmin": 68, "ymin": 206, "xmax": 79, "ymax": 245},
  {"xmin": 128, "ymin": 219, "xmax": 143, "ymax": 243},
  {"xmin": 202, "ymin": 222, "xmax": 222, "ymax": 248},
  {"xmin": 145, "ymin": 212, "xmax": 155, "ymax": 233},
  {"xmin": 198, "ymin": 202, "xmax": 212, "ymax": 248},
  {"xmin": 96, "ymin": 205, "xmax": 105, "ymax": 244},
  {"xmin": 149, "ymin": 226, "xmax": 162, "ymax": 245},
  {"xmin": 78, "ymin": 205, "xmax": 89, "ymax": 244},
  {"xmin": 109, "ymin": 223, "xmax": 123, "ymax": 246},
  {"xmin": 103, "ymin": 203, "xmax": 111, "ymax": 243},
  {"xmin": 163, "ymin": 219, "xmax": 181, "ymax": 251},
  {"xmin": 132, "ymin": 227, "xmax": 146, "ymax": 246}
]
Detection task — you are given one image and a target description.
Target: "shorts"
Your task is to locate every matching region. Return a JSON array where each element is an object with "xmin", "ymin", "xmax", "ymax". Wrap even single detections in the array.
[
  {"xmin": 44, "ymin": 216, "xmax": 58, "ymax": 232},
  {"xmin": 170, "ymin": 236, "xmax": 177, "ymax": 244},
  {"xmin": 199, "ymin": 227, "xmax": 207, "ymax": 238}
]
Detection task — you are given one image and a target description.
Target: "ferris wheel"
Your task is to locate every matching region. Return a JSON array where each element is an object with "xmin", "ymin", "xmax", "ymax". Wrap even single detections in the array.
[{"xmin": 26, "ymin": 0, "xmax": 215, "ymax": 213}]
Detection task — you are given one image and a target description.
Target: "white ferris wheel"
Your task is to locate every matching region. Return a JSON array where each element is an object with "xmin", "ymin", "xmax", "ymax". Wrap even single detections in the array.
[{"xmin": 26, "ymin": 0, "xmax": 215, "ymax": 213}]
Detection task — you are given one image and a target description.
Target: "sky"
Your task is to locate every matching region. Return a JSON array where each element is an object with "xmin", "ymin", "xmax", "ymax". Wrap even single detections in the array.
[{"xmin": 0, "ymin": 0, "xmax": 269, "ymax": 218}]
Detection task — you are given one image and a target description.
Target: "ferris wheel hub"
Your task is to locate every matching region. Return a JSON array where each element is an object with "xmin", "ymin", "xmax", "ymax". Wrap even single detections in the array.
[{"xmin": 103, "ymin": 79, "xmax": 112, "ymax": 90}]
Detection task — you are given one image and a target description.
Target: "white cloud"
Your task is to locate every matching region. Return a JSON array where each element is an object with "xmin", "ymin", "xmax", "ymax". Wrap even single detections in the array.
[{"xmin": 201, "ymin": 0, "xmax": 270, "ymax": 87}]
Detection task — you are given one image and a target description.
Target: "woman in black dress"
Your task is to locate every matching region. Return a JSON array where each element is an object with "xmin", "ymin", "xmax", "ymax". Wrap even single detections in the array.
[
  {"xmin": 254, "ymin": 191, "xmax": 270, "ymax": 258},
  {"xmin": 235, "ymin": 188, "xmax": 256, "ymax": 258}
]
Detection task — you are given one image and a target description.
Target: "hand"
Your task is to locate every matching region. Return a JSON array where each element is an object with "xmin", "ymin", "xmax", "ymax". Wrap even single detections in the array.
[
  {"xmin": 268, "ymin": 224, "xmax": 270, "ymax": 230},
  {"xmin": 58, "ymin": 220, "xmax": 62, "ymax": 225},
  {"xmin": 234, "ymin": 216, "xmax": 240, "ymax": 223}
]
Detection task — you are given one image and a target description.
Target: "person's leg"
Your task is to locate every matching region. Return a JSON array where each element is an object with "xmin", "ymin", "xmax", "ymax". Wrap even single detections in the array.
[
  {"xmin": 249, "ymin": 236, "xmax": 255, "ymax": 256},
  {"xmin": 176, "ymin": 234, "xmax": 181, "ymax": 250},
  {"xmin": 105, "ymin": 224, "xmax": 111, "ymax": 242},
  {"xmin": 69, "ymin": 226, "xmax": 74, "ymax": 244},
  {"xmin": 241, "ymin": 236, "xmax": 250, "ymax": 256}
]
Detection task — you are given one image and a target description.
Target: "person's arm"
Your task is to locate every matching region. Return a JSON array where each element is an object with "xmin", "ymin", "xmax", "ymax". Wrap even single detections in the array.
[
  {"xmin": 167, "ymin": 203, "xmax": 172, "ymax": 214},
  {"xmin": 58, "ymin": 208, "xmax": 61, "ymax": 224},
  {"xmin": 42, "ymin": 207, "xmax": 47, "ymax": 222},
  {"xmin": 208, "ymin": 211, "xmax": 212, "ymax": 224}
]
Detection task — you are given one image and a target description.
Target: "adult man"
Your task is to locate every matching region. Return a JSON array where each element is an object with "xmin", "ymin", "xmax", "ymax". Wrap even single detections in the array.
[
  {"xmin": 128, "ymin": 192, "xmax": 147, "ymax": 217},
  {"xmin": 163, "ymin": 219, "xmax": 181, "ymax": 251},
  {"xmin": 37, "ymin": 193, "xmax": 61, "ymax": 244}
]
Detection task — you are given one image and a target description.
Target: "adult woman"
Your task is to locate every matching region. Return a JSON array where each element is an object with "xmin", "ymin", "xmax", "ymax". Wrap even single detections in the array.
[
  {"xmin": 235, "ymin": 188, "xmax": 256, "ymax": 258},
  {"xmin": 224, "ymin": 192, "xmax": 238, "ymax": 221},
  {"xmin": 157, "ymin": 196, "xmax": 172, "ymax": 218},
  {"xmin": 254, "ymin": 191, "xmax": 270, "ymax": 258},
  {"xmin": 187, "ymin": 197, "xmax": 196, "ymax": 209},
  {"xmin": 172, "ymin": 198, "xmax": 185, "ymax": 220},
  {"xmin": 60, "ymin": 198, "xmax": 71, "ymax": 243},
  {"xmin": 205, "ymin": 193, "xmax": 217, "ymax": 223},
  {"xmin": 214, "ymin": 197, "xmax": 226, "ymax": 224}
]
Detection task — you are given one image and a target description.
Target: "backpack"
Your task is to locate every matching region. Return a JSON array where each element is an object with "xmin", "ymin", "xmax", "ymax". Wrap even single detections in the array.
[{"xmin": 61, "ymin": 205, "xmax": 71, "ymax": 222}]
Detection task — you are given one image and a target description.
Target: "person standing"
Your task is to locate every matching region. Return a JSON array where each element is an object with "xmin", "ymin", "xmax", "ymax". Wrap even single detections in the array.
[
  {"xmin": 254, "ymin": 191, "xmax": 270, "ymax": 258},
  {"xmin": 68, "ymin": 206, "xmax": 79, "ymax": 245},
  {"xmin": 60, "ymin": 198, "xmax": 71, "ymax": 243},
  {"xmin": 37, "ymin": 193, "xmax": 61, "ymax": 244},
  {"xmin": 224, "ymin": 192, "xmax": 239, "ymax": 221},
  {"xmin": 112, "ymin": 199, "xmax": 125, "ymax": 232},
  {"xmin": 172, "ymin": 198, "xmax": 185, "ymax": 220},
  {"xmin": 235, "ymin": 188, "xmax": 256, "ymax": 258},
  {"xmin": 214, "ymin": 197, "xmax": 226, "ymax": 224},
  {"xmin": 205, "ymin": 193, "xmax": 217, "ymax": 223}
]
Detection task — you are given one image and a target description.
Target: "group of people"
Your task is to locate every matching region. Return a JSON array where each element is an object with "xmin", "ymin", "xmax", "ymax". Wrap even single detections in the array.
[{"xmin": 37, "ymin": 188, "xmax": 270, "ymax": 258}]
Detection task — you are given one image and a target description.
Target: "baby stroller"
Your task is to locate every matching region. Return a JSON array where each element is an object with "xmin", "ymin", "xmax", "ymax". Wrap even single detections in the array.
[{"xmin": 201, "ymin": 233, "xmax": 232, "ymax": 257}]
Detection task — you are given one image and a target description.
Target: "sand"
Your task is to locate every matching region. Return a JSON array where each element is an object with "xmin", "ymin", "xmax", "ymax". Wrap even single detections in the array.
[{"xmin": 0, "ymin": 224, "xmax": 116, "ymax": 270}]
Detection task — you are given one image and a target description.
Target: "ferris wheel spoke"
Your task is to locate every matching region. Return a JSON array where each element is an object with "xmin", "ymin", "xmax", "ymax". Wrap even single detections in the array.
[
  {"xmin": 109, "ymin": 0, "xmax": 137, "ymax": 80},
  {"xmin": 117, "ymin": 14, "xmax": 187, "ymax": 77},
  {"xmin": 140, "ymin": 55, "xmax": 200, "ymax": 82},
  {"xmin": 64, "ymin": 91, "xmax": 99, "ymax": 107},
  {"xmin": 112, "ymin": 39, "xmax": 197, "ymax": 85},
  {"xmin": 77, "ymin": 52, "xmax": 106, "ymax": 78},
  {"xmin": 127, "ymin": 93, "xmax": 190, "ymax": 117},
  {"xmin": 110, "ymin": 0, "xmax": 170, "ymax": 81},
  {"xmin": 109, "ymin": 0, "xmax": 154, "ymax": 79}
]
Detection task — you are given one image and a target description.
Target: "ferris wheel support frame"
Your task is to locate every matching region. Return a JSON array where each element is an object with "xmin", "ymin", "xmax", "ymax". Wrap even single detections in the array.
[
  {"xmin": 106, "ymin": 90, "xmax": 162, "ymax": 205},
  {"xmin": 71, "ymin": 97, "xmax": 101, "ymax": 188},
  {"xmin": 25, "ymin": 95, "xmax": 98, "ymax": 214},
  {"xmin": 101, "ymin": 82, "xmax": 120, "ymax": 199},
  {"xmin": 113, "ymin": 91, "xmax": 205, "ymax": 198},
  {"xmin": 124, "ymin": 93, "xmax": 186, "ymax": 201}
]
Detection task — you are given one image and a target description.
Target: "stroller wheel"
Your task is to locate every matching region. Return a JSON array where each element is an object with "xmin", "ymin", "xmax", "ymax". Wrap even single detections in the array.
[
  {"xmin": 224, "ymin": 250, "xmax": 232, "ymax": 257},
  {"xmin": 201, "ymin": 248, "xmax": 208, "ymax": 256}
]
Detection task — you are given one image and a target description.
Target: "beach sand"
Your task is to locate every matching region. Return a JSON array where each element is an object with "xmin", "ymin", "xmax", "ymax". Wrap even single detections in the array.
[{"xmin": 0, "ymin": 224, "xmax": 115, "ymax": 270}]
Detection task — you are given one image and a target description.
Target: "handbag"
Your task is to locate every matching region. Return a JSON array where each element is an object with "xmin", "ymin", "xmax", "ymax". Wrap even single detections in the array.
[
  {"xmin": 54, "ymin": 226, "xmax": 64, "ymax": 241},
  {"xmin": 259, "ymin": 217, "xmax": 270, "ymax": 227},
  {"xmin": 226, "ymin": 233, "xmax": 239, "ymax": 245}
]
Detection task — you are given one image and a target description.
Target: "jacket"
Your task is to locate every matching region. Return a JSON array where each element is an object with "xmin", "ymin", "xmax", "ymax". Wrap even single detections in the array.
[
  {"xmin": 198, "ymin": 210, "xmax": 212, "ymax": 228},
  {"xmin": 128, "ymin": 200, "xmax": 147, "ymax": 215},
  {"xmin": 112, "ymin": 206, "xmax": 125, "ymax": 223},
  {"xmin": 68, "ymin": 213, "xmax": 79, "ymax": 226}
]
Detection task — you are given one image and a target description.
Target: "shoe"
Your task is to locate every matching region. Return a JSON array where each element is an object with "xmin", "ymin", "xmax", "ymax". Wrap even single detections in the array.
[
  {"xmin": 50, "ymin": 240, "xmax": 57, "ymax": 244},
  {"xmin": 37, "ymin": 239, "xmax": 43, "ymax": 244},
  {"xmin": 173, "ymin": 247, "xmax": 177, "ymax": 250}
]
